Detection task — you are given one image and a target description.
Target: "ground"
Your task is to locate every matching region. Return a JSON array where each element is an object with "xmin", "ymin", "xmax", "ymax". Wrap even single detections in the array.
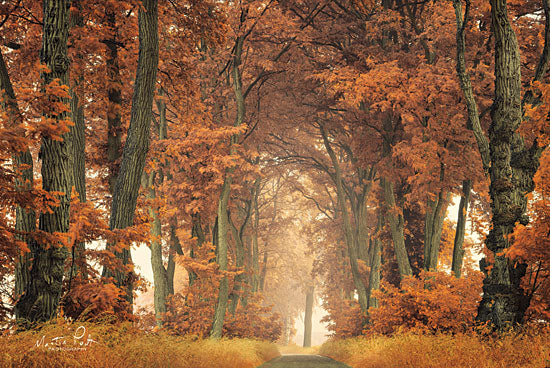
[{"xmin": 259, "ymin": 354, "xmax": 351, "ymax": 368}]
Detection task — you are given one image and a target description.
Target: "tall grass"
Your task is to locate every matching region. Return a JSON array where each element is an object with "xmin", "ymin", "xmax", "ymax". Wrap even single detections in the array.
[
  {"xmin": 319, "ymin": 329, "xmax": 550, "ymax": 368},
  {"xmin": 0, "ymin": 322, "xmax": 279, "ymax": 368}
]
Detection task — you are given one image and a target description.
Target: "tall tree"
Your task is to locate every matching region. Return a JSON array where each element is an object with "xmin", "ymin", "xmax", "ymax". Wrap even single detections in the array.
[
  {"xmin": 454, "ymin": 0, "xmax": 548, "ymax": 328},
  {"xmin": 15, "ymin": 0, "xmax": 72, "ymax": 323},
  {"xmin": 103, "ymin": 0, "xmax": 159, "ymax": 307}
]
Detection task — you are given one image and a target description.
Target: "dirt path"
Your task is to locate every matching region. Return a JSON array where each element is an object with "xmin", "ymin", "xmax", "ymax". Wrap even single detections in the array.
[{"xmin": 258, "ymin": 354, "xmax": 351, "ymax": 368}]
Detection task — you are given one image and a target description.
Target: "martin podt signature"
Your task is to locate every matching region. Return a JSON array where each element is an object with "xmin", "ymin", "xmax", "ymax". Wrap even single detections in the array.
[{"xmin": 34, "ymin": 326, "xmax": 98, "ymax": 352}]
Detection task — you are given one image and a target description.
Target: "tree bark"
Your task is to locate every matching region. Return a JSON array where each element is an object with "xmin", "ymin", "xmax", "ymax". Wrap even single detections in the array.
[
  {"xmin": 103, "ymin": 0, "xmax": 158, "ymax": 307},
  {"xmin": 476, "ymin": 0, "xmax": 533, "ymax": 328},
  {"xmin": 0, "ymin": 49, "xmax": 36, "ymax": 304},
  {"xmin": 105, "ymin": 4, "xmax": 123, "ymax": 194},
  {"xmin": 68, "ymin": 1, "xmax": 87, "ymax": 281},
  {"xmin": 15, "ymin": 0, "xmax": 72, "ymax": 324}
]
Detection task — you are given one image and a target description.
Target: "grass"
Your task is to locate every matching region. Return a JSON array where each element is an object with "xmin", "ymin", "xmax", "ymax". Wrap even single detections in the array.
[
  {"xmin": 319, "ymin": 329, "xmax": 550, "ymax": 368},
  {"xmin": 0, "ymin": 322, "xmax": 280, "ymax": 368}
]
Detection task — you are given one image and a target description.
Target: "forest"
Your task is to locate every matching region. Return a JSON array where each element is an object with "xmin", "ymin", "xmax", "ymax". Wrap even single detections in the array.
[{"xmin": 0, "ymin": 0, "xmax": 549, "ymax": 367}]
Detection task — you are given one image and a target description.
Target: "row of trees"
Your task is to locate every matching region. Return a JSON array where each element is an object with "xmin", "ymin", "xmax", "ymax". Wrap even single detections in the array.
[{"xmin": 0, "ymin": 0, "xmax": 548, "ymax": 341}]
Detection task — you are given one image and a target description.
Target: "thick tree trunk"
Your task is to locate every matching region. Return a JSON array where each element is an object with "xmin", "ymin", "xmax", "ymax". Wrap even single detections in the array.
[
  {"xmin": 454, "ymin": 0, "xmax": 544, "ymax": 328},
  {"xmin": 68, "ymin": 2, "xmax": 87, "ymax": 280},
  {"xmin": 103, "ymin": 0, "xmax": 158, "ymax": 307},
  {"xmin": 0, "ymin": 49, "xmax": 36, "ymax": 304},
  {"xmin": 476, "ymin": 0, "xmax": 532, "ymax": 328},
  {"xmin": 15, "ymin": 0, "xmax": 72, "ymax": 324},
  {"xmin": 303, "ymin": 285, "xmax": 314, "ymax": 348},
  {"xmin": 452, "ymin": 180, "xmax": 471, "ymax": 278},
  {"xmin": 69, "ymin": 87, "xmax": 86, "ymax": 280}
]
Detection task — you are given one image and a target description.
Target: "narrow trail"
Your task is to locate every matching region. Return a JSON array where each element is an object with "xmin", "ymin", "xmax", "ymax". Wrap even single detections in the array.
[{"xmin": 259, "ymin": 354, "xmax": 351, "ymax": 368}]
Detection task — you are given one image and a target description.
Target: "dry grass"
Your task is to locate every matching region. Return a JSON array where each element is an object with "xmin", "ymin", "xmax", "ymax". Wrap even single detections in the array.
[
  {"xmin": 0, "ymin": 322, "xmax": 280, "ymax": 368},
  {"xmin": 277, "ymin": 343, "xmax": 320, "ymax": 355},
  {"xmin": 319, "ymin": 329, "xmax": 550, "ymax": 368}
]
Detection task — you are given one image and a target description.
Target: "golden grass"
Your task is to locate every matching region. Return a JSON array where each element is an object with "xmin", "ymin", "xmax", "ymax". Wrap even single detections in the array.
[
  {"xmin": 319, "ymin": 329, "xmax": 550, "ymax": 368},
  {"xmin": 277, "ymin": 343, "xmax": 320, "ymax": 355},
  {"xmin": 0, "ymin": 322, "xmax": 280, "ymax": 368}
]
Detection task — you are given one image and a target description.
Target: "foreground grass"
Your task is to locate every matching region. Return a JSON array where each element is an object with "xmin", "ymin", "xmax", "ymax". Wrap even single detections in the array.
[
  {"xmin": 319, "ymin": 329, "xmax": 550, "ymax": 368},
  {"xmin": 0, "ymin": 322, "xmax": 280, "ymax": 368}
]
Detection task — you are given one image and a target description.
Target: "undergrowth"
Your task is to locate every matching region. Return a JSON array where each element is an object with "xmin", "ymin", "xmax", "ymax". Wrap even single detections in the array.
[
  {"xmin": 319, "ymin": 327, "xmax": 550, "ymax": 368},
  {"xmin": 0, "ymin": 322, "xmax": 280, "ymax": 368}
]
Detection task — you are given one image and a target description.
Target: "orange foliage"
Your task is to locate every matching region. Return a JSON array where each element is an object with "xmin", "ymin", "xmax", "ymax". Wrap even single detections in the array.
[
  {"xmin": 368, "ymin": 271, "xmax": 484, "ymax": 335},
  {"xmin": 510, "ymin": 148, "xmax": 550, "ymax": 323},
  {"xmin": 61, "ymin": 281, "xmax": 130, "ymax": 322},
  {"xmin": 224, "ymin": 296, "xmax": 283, "ymax": 341}
]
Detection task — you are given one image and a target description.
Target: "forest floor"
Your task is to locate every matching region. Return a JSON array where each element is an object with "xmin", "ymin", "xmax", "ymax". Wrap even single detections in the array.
[
  {"xmin": 0, "ymin": 322, "xmax": 280, "ymax": 368},
  {"xmin": 259, "ymin": 354, "xmax": 351, "ymax": 368},
  {"xmin": 319, "ymin": 329, "xmax": 550, "ymax": 368}
]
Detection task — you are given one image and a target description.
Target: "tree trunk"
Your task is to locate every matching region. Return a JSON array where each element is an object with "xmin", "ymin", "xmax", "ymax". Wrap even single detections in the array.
[
  {"xmin": 320, "ymin": 124, "xmax": 369, "ymax": 315},
  {"xmin": 281, "ymin": 315, "xmax": 291, "ymax": 345},
  {"xmin": 68, "ymin": 2, "xmax": 87, "ymax": 280},
  {"xmin": 303, "ymin": 285, "xmax": 314, "ymax": 348},
  {"xmin": 251, "ymin": 178, "xmax": 261, "ymax": 293},
  {"xmin": 228, "ymin": 201, "xmax": 251, "ymax": 315},
  {"xmin": 477, "ymin": 0, "xmax": 532, "ymax": 328},
  {"xmin": 188, "ymin": 215, "xmax": 204, "ymax": 287},
  {"xmin": 424, "ymin": 188, "xmax": 447, "ymax": 271},
  {"xmin": 69, "ymin": 87, "xmax": 86, "ymax": 281},
  {"xmin": 0, "ymin": 49, "xmax": 36, "ymax": 304},
  {"xmin": 147, "ymin": 92, "xmax": 170, "ymax": 326},
  {"xmin": 452, "ymin": 179, "xmax": 471, "ymax": 278},
  {"xmin": 15, "ymin": 0, "xmax": 72, "ymax": 324},
  {"xmin": 259, "ymin": 250, "xmax": 268, "ymax": 292},
  {"xmin": 210, "ymin": 177, "xmax": 232, "ymax": 338},
  {"xmin": 105, "ymin": 4, "xmax": 123, "ymax": 194},
  {"xmin": 367, "ymin": 214, "xmax": 383, "ymax": 309},
  {"xmin": 381, "ymin": 177, "xmax": 412, "ymax": 278},
  {"xmin": 103, "ymin": 0, "xmax": 158, "ymax": 308},
  {"xmin": 210, "ymin": 35, "xmax": 245, "ymax": 338}
]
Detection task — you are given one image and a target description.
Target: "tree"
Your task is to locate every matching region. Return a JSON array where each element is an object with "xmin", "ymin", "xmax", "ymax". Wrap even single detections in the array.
[
  {"xmin": 453, "ymin": 0, "xmax": 549, "ymax": 328},
  {"xmin": 15, "ymin": 0, "xmax": 73, "ymax": 324},
  {"xmin": 102, "ymin": 0, "xmax": 159, "ymax": 308}
]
